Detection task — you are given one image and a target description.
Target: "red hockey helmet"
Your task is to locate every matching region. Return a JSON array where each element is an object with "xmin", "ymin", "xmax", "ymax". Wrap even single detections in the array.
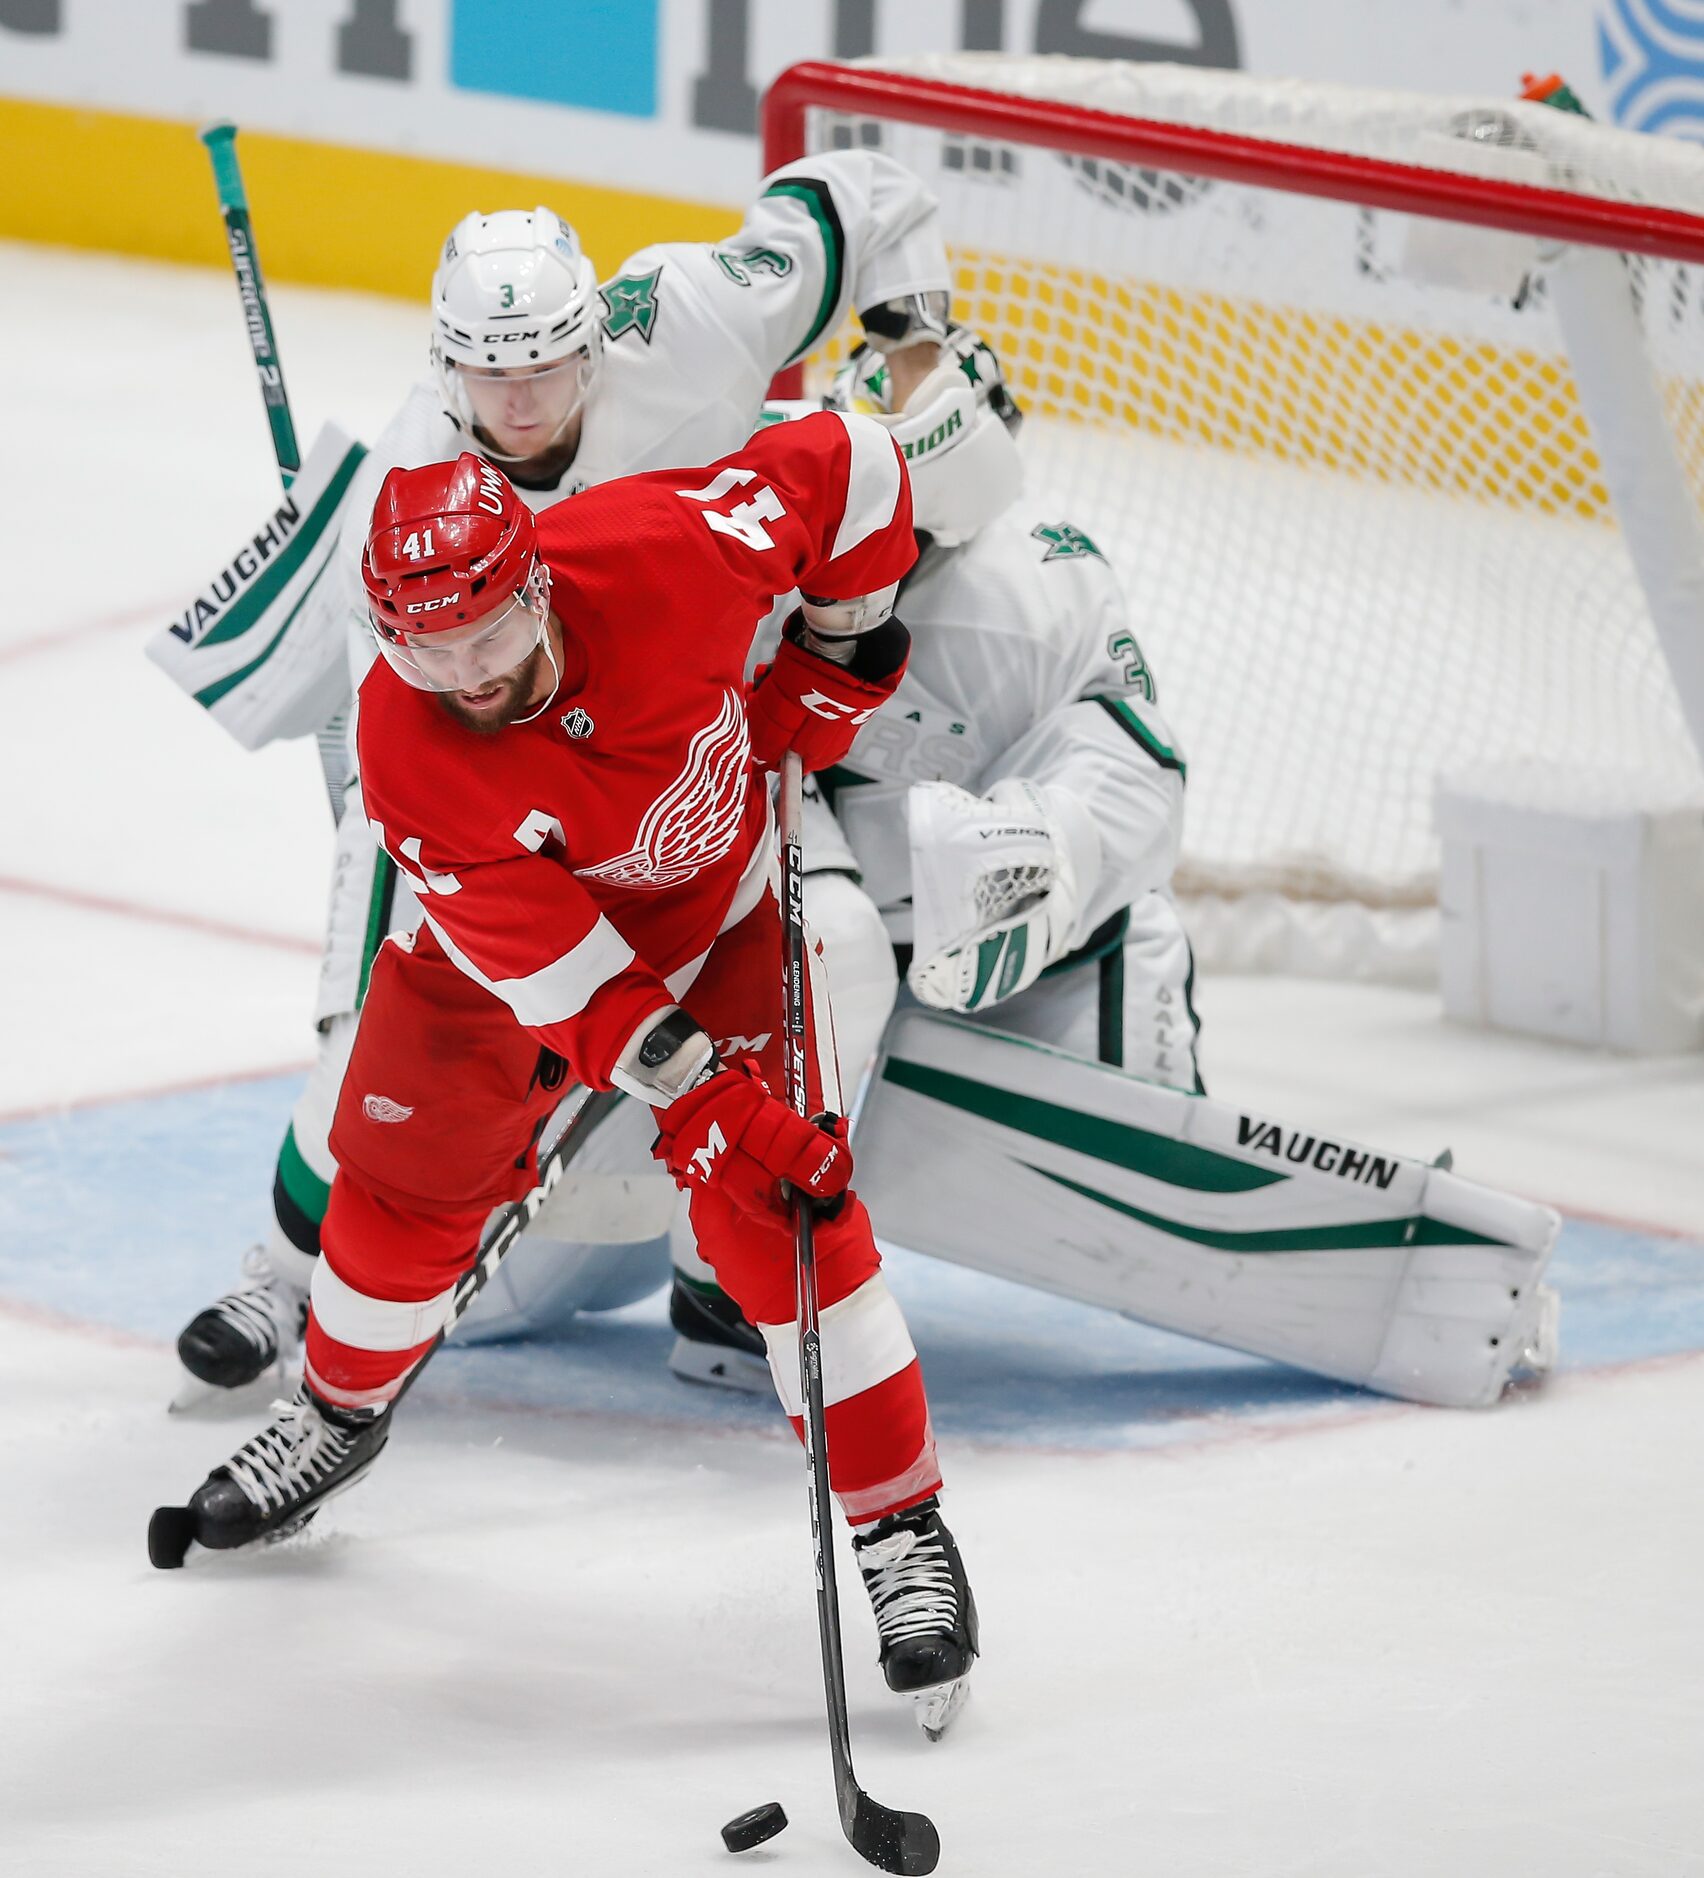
[{"xmin": 362, "ymin": 453, "xmax": 551, "ymax": 692}]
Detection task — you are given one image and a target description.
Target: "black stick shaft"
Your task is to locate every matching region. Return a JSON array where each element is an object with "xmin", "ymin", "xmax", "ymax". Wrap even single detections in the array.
[
  {"xmin": 779, "ymin": 755, "xmax": 860, "ymax": 1811},
  {"xmin": 778, "ymin": 754, "xmax": 939, "ymax": 1875}
]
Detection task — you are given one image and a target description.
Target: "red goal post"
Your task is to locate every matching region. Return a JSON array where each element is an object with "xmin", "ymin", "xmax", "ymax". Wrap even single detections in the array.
[{"xmin": 757, "ymin": 55, "xmax": 1704, "ymax": 979}]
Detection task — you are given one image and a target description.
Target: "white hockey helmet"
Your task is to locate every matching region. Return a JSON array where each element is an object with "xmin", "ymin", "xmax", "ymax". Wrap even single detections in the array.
[
  {"xmin": 430, "ymin": 208, "xmax": 603, "ymax": 464},
  {"xmin": 829, "ymin": 325, "xmax": 1024, "ymax": 547}
]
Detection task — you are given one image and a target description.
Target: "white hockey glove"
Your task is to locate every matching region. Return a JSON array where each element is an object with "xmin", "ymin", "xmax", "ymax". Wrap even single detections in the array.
[{"xmin": 906, "ymin": 779, "xmax": 1083, "ymax": 1014}]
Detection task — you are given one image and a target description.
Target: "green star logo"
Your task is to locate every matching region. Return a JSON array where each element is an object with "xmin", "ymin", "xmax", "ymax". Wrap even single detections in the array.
[
  {"xmin": 1031, "ymin": 521, "xmax": 1105, "ymax": 562},
  {"xmin": 600, "ymin": 266, "xmax": 662, "ymax": 344}
]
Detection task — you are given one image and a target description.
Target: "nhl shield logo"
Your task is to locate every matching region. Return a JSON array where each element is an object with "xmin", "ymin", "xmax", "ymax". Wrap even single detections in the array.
[{"xmin": 560, "ymin": 707, "xmax": 594, "ymax": 740}]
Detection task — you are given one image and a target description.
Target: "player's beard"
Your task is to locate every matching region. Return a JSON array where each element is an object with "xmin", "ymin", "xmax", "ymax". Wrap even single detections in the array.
[{"xmin": 435, "ymin": 642, "xmax": 552, "ymax": 736}]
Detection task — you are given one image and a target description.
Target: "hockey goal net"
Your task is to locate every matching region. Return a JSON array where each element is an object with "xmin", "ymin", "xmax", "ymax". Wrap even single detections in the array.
[{"xmin": 764, "ymin": 57, "xmax": 1704, "ymax": 978}]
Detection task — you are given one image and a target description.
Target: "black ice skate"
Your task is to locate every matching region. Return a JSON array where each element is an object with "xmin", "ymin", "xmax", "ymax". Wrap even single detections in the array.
[
  {"xmin": 176, "ymin": 1244, "xmax": 309, "ymax": 1390},
  {"xmin": 149, "ymin": 1384, "xmax": 389, "ymax": 1567},
  {"xmin": 666, "ymin": 1273, "xmax": 770, "ymax": 1394},
  {"xmin": 853, "ymin": 1496, "xmax": 979, "ymax": 1739}
]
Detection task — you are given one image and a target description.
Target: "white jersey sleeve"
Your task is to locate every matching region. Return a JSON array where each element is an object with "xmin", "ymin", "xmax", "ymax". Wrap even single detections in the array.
[
  {"xmin": 815, "ymin": 499, "xmax": 1185, "ymax": 946},
  {"xmin": 571, "ymin": 152, "xmax": 949, "ymax": 487}
]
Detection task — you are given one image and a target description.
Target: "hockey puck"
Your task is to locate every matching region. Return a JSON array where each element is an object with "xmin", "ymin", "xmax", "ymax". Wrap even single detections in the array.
[
  {"xmin": 721, "ymin": 1802, "xmax": 788, "ymax": 1853},
  {"xmin": 148, "ymin": 1505, "xmax": 196, "ymax": 1571}
]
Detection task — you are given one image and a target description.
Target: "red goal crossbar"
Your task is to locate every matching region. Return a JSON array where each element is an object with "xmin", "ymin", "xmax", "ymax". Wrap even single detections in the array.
[{"xmin": 761, "ymin": 58, "xmax": 1704, "ymax": 395}]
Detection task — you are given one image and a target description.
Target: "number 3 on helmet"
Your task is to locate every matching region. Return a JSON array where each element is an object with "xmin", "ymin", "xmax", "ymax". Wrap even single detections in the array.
[{"xmin": 431, "ymin": 208, "xmax": 604, "ymax": 466}]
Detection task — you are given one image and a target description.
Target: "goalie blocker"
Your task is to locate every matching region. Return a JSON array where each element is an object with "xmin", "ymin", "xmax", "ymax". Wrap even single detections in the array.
[{"xmin": 856, "ymin": 1008, "xmax": 1558, "ymax": 1409}]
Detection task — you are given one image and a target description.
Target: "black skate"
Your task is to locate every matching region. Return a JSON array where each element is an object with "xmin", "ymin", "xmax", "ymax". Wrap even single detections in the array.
[
  {"xmin": 176, "ymin": 1245, "xmax": 309, "ymax": 1390},
  {"xmin": 150, "ymin": 1384, "xmax": 389, "ymax": 1566},
  {"xmin": 666, "ymin": 1274, "xmax": 769, "ymax": 1394},
  {"xmin": 853, "ymin": 1496, "xmax": 979, "ymax": 1739}
]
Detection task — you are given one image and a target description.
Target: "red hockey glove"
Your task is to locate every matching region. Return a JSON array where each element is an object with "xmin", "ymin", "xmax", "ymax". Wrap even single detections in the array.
[
  {"xmin": 746, "ymin": 619, "xmax": 908, "ymax": 774},
  {"xmin": 652, "ymin": 1063, "xmax": 853, "ymax": 1219}
]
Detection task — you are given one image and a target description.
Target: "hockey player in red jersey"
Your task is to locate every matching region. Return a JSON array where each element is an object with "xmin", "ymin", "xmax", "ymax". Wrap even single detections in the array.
[{"xmin": 168, "ymin": 409, "xmax": 977, "ymax": 1709}]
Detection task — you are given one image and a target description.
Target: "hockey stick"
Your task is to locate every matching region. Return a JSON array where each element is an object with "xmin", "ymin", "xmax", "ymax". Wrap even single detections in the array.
[
  {"xmin": 148, "ymin": 1088, "xmax": 623, "ymax": 1568},
  {"xmin": 777, "ymin": 751, "xmax": 942, "ymax": 1877},
  {"xmin": 200, "ymin": 121, "xmax": 348, "ymax": 821}
]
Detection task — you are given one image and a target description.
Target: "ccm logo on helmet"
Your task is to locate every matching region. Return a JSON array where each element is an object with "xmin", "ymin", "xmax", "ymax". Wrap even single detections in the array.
[
  {"xmin": 479, "ymin": 329, "xmax": 542, "ymax": 344},
  {"xmin": 405, "ymin": 591, "xmax": 461, "ymax": 614}
]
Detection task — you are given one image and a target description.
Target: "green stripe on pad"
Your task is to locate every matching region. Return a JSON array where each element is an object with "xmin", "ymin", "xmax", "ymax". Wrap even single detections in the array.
[
  {"xmin": 276, "ymin": 1123, "xmax": 332, "ymax": 1226},
  {"xmin": 1030, "ymin": 1165, "xmax": 1499, "ymax": 1253},
  {"xmin": 195, "ymin": 540, "xmax": 337, "ymax": 708},
  {"xmin": 356, "ymin": 848, "xmax": 397, "ymax": 1009},
  {"xmin": 881, "ymin": 1056, "xmax": 1282, "ymax": 1193},
  {"xmin": 196, "ymin": 442, "xmax": 366, "ymax": 650}
]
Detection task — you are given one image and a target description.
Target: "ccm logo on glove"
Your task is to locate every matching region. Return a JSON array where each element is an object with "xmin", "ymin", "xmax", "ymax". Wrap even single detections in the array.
[
  {"xmin": 654, "ymin": 1062, "xmax": 852, "ymax": 1217},
  {"xmin": 746, "ymin": 614, "xmax": 909, "ymax": 773}
]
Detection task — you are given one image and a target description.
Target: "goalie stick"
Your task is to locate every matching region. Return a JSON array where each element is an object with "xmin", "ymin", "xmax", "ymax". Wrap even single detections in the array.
[
  {"xmin": 147, "ymin": 1089, "xmax": 622, "ymax": 1569},
  {"xmin": 200, "ymin": 121, "xmax": 348, "ymax": 822},
  {"xmin": 777, "ymin": 751, "xmax": 942, "ymax": 1877}
]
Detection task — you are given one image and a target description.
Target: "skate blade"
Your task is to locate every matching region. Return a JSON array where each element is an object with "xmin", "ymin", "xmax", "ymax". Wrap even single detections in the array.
[
  {"xmin": 167, "ymin": 1368, "xmax": 295, "ymax": 1418},
  {"xmin": 915, "ymin": 1675, "xmax": 970, "ymax": 1742},
  {"xmin": 666, "ymin": 1335, "xmax": 770, "ymax": 1396}
]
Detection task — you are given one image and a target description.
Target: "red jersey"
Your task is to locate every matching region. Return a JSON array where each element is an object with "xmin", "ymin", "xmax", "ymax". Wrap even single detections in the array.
[{"xmin": 357, "ymin": 410, "xmax": 914, "ymax": 1088}]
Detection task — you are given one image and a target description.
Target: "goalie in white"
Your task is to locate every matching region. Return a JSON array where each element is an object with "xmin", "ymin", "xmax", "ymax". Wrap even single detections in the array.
[
  {"xmin": 422, "ymin": 325, "xmax": 1556, "ymax": 1408},
  {"xmin": 172, "ymin": 154, "xmax": 960, "ymax": 1393},
  {"xmin": 663, "ymin": 327, "xmax": 1201, "ymax": 1385}
]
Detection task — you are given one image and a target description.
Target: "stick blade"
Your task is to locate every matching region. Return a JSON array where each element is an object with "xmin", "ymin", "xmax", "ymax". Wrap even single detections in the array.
[
  {"xmin": 848, "ymin": 1792, "xmax": 940, "ymax": 1876},
  {"xmin": 148, "ymin": 1504, "xmax": 196, "ymax": 1570}
]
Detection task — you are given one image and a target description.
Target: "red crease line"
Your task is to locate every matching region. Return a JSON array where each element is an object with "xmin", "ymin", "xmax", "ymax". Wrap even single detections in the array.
[
  {"xmin": 0, "ymin": 1057, "xmax": 315, "ymax": 1128},
  {"xmin": 0, "ymin": 597, "xmax": 181, "ymax": 666},
  {"xmin": 0, "ymin": 874, "xmax": 320, "ymax": 958}
]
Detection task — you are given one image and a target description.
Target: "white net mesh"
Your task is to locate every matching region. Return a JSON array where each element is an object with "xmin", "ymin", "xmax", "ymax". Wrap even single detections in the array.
[{"xmin": 796, "ymin": 56, "xmax": 1704, "ymax": 968}]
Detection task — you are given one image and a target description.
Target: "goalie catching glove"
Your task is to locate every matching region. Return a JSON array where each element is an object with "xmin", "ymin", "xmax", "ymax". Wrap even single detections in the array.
[
  {"xmin": 907, "ymin": 778, "xmax": 1091, "ymax": 1014},
  {"xmin": 653, "ymin": 1060, "xmax": 853, "ymax": 1218},
  {"xmin": 745, "ymin": 606, "xmax": 910, "ymax": 774}
]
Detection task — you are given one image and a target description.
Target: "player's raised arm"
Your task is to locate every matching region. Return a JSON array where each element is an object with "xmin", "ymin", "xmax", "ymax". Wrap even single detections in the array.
[
  {"xmin": 679, "ymin": 149, "xmax": 950, "ymax": 378},
  {"xmin": 718, "ymin": 408, "xmax": 918, "ymax": 775}
]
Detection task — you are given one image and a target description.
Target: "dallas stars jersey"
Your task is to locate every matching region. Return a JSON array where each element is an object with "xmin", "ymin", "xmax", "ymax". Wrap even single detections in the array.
[
  {"xmin": 798, "ymin": 495, "xmax": 1188, "ymax": 949},
  {"xmin": 331, "ymin": 149, "xmax": 947, "ymax": 698},
  {"xmin": 358, "ymin": 411, "xmax": 913, "ymax": 1088}
]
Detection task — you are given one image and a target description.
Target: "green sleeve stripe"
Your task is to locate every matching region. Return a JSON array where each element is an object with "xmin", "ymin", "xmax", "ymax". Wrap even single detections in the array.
[
  {"xmin": 882, "ymin": 1056, "xmax": 1281, "ymax": 1193},
  {"xmin": 762, "ymin": 176, "xmax": 846, "ymax": 363},
  {"xmin": 193, "ymin": 536, "xmax": 339, "ymax": 709},
  {"xmin": 1092, "ymin": 695, "xmax": 1187, "ymax": 779},
  {"xmin": 197, "ymin": 441, "xmax": 366, "ymax": 649},
  {"xmin": 276, "ymin": 1122, "xmax": 332, "ymax": 1222},
  {"xmin": 1029, "ymin": 1165, "xmax": 1499, "ymax": 1254}
]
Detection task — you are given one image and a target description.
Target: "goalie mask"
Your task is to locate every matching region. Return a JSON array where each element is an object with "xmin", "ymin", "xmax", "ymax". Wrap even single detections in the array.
[
  {"xmin": 829, "ymin": 324, "xmax": 1024, "ymax": 546},
  {"xmin": 431, "ymin": 208, "xmax": 603, "ymax": 467},
  {"xmin": 362, "ymin": 453, "xmax": 555, "ymax": 703}
]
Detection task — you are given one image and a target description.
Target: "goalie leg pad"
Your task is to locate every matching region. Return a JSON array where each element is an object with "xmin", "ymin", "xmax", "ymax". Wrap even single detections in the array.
[
  {"xmin": 854, "ymin": 1008, "xmax": 1559, "ymax": 1408},
  {"xmin": 313, "ymin": 777, "xmax": 422, "ymax": 1028}
]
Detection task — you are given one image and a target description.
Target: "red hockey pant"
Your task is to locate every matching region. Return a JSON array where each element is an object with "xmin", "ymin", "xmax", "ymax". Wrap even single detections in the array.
[{"xmin": 311, "ymin": 890, "xmax": 940, "ymax": 1524}]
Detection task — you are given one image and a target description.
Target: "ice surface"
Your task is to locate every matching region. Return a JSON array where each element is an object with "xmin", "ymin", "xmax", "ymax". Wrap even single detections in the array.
[{"xmin": 2, "ymin": 242, "xmax": 1702, "ymax": 1876}]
